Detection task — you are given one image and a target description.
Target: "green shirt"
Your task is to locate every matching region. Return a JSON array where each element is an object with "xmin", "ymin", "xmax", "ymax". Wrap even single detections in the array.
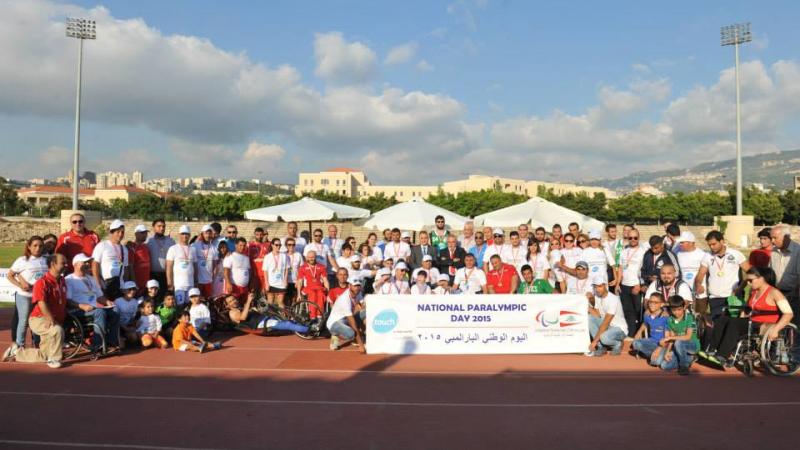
[
  {"xmin": 668, "ymin": 314, "xmax": 700, "ymax": 348},
  {"xmin": 517, "ymin": 279, "xmax": 553, "ymax": 294},
  {"xmin": 156, "ymin": 305, "xmax": 177, "ymax": 325},
  {"xmin": 430, "ymin": 230, "xmax": 450, "ymax": 251}
]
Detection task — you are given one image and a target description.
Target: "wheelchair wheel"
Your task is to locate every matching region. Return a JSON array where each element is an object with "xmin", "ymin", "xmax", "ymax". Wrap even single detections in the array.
[
  {"xmin": 761, "ymin": 323, "xmax": 800, "ymax": 377},
  {"xmin": 289, "ymin": 300, "xmax": 325, "ymax": 340},
  {"xmin": 742, "ymin": 357, "xmax": 754, "ymax": 377},
  {"xmin": 62, "ymin": 314, "xmax": 85, "ymax": 360}
]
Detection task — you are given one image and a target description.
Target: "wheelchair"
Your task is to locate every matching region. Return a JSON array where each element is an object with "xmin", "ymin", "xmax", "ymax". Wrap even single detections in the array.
[
  {"xmin": 62, "ymin": 311, "xmax": 108, "ymax": 361},
  {"xmin": 732, "ymin": 322, "xmax": 799, "ymax": 377},
  {"xmin": 208, "ymin": 293, "xmax": 326, "ymax": 339}
]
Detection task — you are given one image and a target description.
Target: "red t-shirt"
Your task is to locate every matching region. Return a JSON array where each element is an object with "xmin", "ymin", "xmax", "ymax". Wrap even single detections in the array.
[
  {"xmin": 486, "ymin": 263, "xmax": 517, "ymax": 294},
  {"xmin": 130, "ymin": 242, "xmax": 151, "ymax": 292},
  {"xmin": 298, "ymin": 263, "xmax": 325, "ymax": 290},
  {"xmin": 56, "ymin": 230, "xmax": 100, "ymax": 272},
  {"xmin": 248, "ymin": 241, "xmax": 271, "ymax": 285},
  {"xmin": 30, "ymin": 272, "xmax": 68, "ymax": 324},
  {"xmin": 328, "ymin": 285, "xmax": 348, "ymax": 304}
]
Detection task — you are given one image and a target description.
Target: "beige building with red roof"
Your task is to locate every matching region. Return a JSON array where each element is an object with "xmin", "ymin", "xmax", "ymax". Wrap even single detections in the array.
[{"xmin": 17, "ymin": 185, "xmax": 161, "ymax": 207}]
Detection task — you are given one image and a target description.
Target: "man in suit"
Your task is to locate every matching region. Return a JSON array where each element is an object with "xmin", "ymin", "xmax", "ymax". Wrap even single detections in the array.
[
  {"xmin": 437, "ymin": 235, "xmax": 467, "ymax": 282},
  {"xmin": 410, "ymin": 231, "xmax": 437, "ymax": 271}
]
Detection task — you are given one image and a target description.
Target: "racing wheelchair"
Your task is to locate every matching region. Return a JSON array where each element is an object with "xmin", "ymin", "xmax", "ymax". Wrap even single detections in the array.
[
  {"xmin": 207, "ymin": 293, "xmax": 326, "ymax": 339},
  {"xmin": 732, "ymin": 322, "xmax": 799, "ymax": 377},
  {"xmin": 62, "ymin": 310, "xmax": 108, "ymax": 361}
]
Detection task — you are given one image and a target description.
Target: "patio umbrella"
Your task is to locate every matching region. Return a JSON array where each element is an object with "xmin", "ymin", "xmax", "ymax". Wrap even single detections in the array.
[
  {"xmin": 358, "ymin": 198, "xmax": 469, "ymax": 231},
  {"xmin": 244, "ymin": 197, "xmax": 370, "ymax": 222},
  {"xmin": 475, "ymin": 197, "xmax": 604, "ymax": 231}
]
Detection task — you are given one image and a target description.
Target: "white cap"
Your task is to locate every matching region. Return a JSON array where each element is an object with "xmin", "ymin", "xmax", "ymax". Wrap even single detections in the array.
[
  {"xmin": 179, "ymin": 225, "xmax": 191, "ymax": 234},
  {"xmin": 72, "ymin": 253, "xmax": 92, "ymax": 266},
  {"xmin": 591, "ymin": 273, "xmax": 608, "ymax": 286},
  {"xmin": 201, "ymin": 224, "xmax": 213, "ymax": 233},
  {"xmin": 395, "ymin": 262, "xmax": 408, "ymax": 271},
  {"xmin": 122, "ymin": 280, "xmax": 138, "ymax": 291},
  {"xmin": 401, "ymin": 231, "xmax": 410, "ymax": 239},
  {"xmin": 422, "ymin": 254, "xmax": 434, "ymax": 262},
  {"xmin": 492, "ymin": 227, "xmax": 504, "ymax": 236},
  {"xmin": 676, "ymin": 231, "xmax": 696, "ymax": 243},
  {"xmin": 437, "ymin": 274, "xmax": 451, "ymax": 282},
  {"xmin": 377, "ymin": 267, "xmax": 391, "ymax": 277},
  {"xmin": 188, "ymin": 287, "xmax": 201, "ymax": 297},
  {"xmin": 134, "ymin": 224, "xmax": 148, "ymax": 233},
  {"xmin": 349, "ymin": 255, "xmax": 361, "ymax": 262},
  {"xmin": 347, "ymin": 276, "xmax": 363, "ymax": 286},
  {"xmin": 588, "ymin": 230, "xmax": 601, "ymax": 240},
  {"xmin": 146, "ymin": 279, "xmax": 160, "ymax": 289},
  {"xmin": 109, "ymin": 219, "xmax": 125, "ymax": 231}
]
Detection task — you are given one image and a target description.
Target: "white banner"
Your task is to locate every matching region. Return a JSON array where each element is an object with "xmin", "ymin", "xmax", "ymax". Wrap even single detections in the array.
[
  {"xmin": 0, "ymin": 268, "xmax": 16, "ymax": 303},
  {"xmin": 365, "ymin": 294, "xmax": 589, "ymax": 355}
]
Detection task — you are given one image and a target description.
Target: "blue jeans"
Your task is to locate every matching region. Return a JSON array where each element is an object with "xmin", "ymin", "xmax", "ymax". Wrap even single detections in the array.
[
  {"xmin": 73, "ymin": 307, "xmax": 121, "ymax": 349},
  {"xmin": 660, "ymin": 340, "xmax": 698, "ymax": 371},
  {"xmin": 588, "ymin": 315, "xmax": 626, "ymax": 353},
  {"xmin": 14, "ymin": 292, "xmax": 32, "ymax": 347},
  {"xmin": 329, "ymin": 311, "xmax": 365, "ymax": 341},
  {"xmin": 632, "ymin": 338, "xmax": 664, "ymax": 366}
]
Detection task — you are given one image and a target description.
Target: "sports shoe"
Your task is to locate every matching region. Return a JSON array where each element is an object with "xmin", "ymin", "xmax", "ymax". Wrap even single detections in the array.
[
  {"xmin": 677, "ymin": 366, "xmax": 690, "ymax": 376},
  {"xmin": 610, "ymin": 348, "xmax": 622, "ymax": 356},
  {"xmin": 46, "ymin": 359, "xmax": 62, "ymax": 369},
  {"xmin": 329, "ymin": 335, "xmax": 340, "ymax": 351},
  {"xmin": 212, "ymin": 342, "xmax": 222, "ymax": 350},
  {"xmin": 2, "ymin": 343, "xmax": 18, "ymax": 362}
]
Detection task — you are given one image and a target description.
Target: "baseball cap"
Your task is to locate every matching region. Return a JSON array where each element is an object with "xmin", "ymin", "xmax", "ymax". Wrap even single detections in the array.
[
  {"xmin": 122, "ymin": 280, "xmax": 137, "ymax": 291},
  {"xmin": 179, "ymin": 225, "xmax": 191, "ymax": 234},
  {"xmin": 201, "ymin": 224, "xmax": 213, "ymax": 233},
  {"xmin": 588, "ymin": 230, "xmax": 601, "ymax": 240},
  {"xmin": 676, "ymin": 231, "xmax": 696, "ymax": 244},
  {"xmin": 591, "ymin": 273, "xmax": 608, "ymax": 286},
  {"xmin": 437, "ymin": 274, "xmax": 450, "ymax": 282},
  {"xmin": 576, "ymin": 261, "xmax": 589, "ymax": 270},
  {"xmin": 146, "ymin": 279, "xmax": 160, "ymax": 289},
  {"xmin": 492, "ymin": 227, "xmax": 504, "ymax": 236},
  {"xmin": 395, "ymin": 262, "xmax": 408, "ymax": 271},
  {"xmin": 109, "ymin": 219, "xmax": 125, "ymax": 231},
  {"xmin": 377, "ymin": 267, "xmax": 391, "ymax": 277},
  {"xmin": 134, "ymin": 224, "xmax": 148, "ymax": 233},
  {"xmin": 72, "ymin": 253, "xmax": 92, "ymax": 266},
  {"xmin": 347, "ymin": 277, "xmax": 363, "ymax": 286},
  {"xmin": 188, "ymin": 287, "xmax": 201, "ymax": 297},
  {"xmin": 349, "ymin": 255, "xmax": 361, "ymax": 262},
  {"xmin": 401, "ymin": 231, "xmax": 410, "ymax": 239},
  {"xmin": 422, "ymin": 254, "xmax": 434, "ymax": 262}
]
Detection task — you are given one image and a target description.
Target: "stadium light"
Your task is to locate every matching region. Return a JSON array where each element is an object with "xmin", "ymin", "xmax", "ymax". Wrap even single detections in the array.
[
  {"xmin": 721, "ymin": 22, "xmax": 751, "ymax": 216},
  {"xmin": 66, "ymin": 18, "xmax": 96, "ymax": 210}
]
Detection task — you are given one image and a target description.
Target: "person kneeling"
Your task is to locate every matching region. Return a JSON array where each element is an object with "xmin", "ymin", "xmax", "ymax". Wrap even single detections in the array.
[
  {"xmin": 136, "ymin": 300, "xmax": 168, "ymax": 349},
  {"xmin": 659, "ymin": 296, "xmax": 700, "ymax": 375},
  {"xmin": 586, "ymin": 274, "xmax": 628, "ymax": 356},
  {"xmin": 327, "ymin": 277, "xmax": 366, "ymax": 353},
  {"xmin": 227, "ymin": 293, "xmax": 309, "ymax": 335},
  {"xmin": 631, "ymin": 293, "xmax": 668, "ymax": 366}
]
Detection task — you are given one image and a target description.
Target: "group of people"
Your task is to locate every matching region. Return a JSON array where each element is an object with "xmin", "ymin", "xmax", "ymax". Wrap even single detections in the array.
[{"xmin": 3, "ymin": 212, "xmax": 798, "ymax": 374}]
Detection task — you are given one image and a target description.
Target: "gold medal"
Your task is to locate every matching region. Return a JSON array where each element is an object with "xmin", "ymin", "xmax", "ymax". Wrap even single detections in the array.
[{"xmin": 717, "ymin": 271, "xmax": 725, "ymax": 277}]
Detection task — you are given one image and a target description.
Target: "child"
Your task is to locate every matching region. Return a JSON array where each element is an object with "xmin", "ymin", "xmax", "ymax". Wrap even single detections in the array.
[
  {"xmin": 156, "ymin": 292, "xmax": 178, "ymax": 340},
  {"xmin": 145, "ymin": 279, "xmax": 160, "ymax": 304},
  {"xmin": 410, "ymin": 270, "xmax": 431, "ymax": 294},
  {"xmin": 188, "ymin": 288, "xmax": 212, "ymax": 339},
  {"xmin": 660, "ymin": 295, "xmax": 700, "ymax": 375},
  {"xmin": 136, "ymin": 300, "xmax": 168, "ymax": 349},
  {"xmin": 172, "ymin": 311, "xmax": 218, "ymax": 352},
  {"xmin": 115, "ymin": 281, "xmax": 141, "ymax": 347},
  {"xmin": 631, "ymin": 293, "xmax": 668, "ymax": 366},
  {"xmin": 433, "ymin": 274, "xmax": 454, "ymax": 295}
]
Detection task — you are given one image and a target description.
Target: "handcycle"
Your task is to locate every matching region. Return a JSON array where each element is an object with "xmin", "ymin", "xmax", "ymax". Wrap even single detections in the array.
[
  {"xmin": 732, "ymin": 321, "xmax": 799, "ymax": 377},
  {"xmin": 208, "ymin": 293, "xmax": 328, "ymax": 340},
  {"xmin": 62, "ymin": 310, "xmax": 108, "ymax": 361}
]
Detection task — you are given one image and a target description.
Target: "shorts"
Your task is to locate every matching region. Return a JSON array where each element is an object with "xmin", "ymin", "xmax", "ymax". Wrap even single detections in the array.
[
  {"xmin": 198, "ymin": 283, "xmax": 213, "ymax": 299},
  {"xmin": 230, "ymin": 284, "xmax": 249, "ymax": 301},
  {"xmin": 268, "ymin": 286, "xmax": 287, "ymax": 294}
]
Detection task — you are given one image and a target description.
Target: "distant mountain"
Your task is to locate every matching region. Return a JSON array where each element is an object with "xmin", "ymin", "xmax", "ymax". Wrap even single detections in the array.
[{"xmin": 589, "ymin": 149, "xmax": 800, "ymax": 193}]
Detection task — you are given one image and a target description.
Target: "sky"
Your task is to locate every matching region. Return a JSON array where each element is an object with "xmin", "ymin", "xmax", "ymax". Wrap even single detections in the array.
[{"xmin": 1, "ymin": 0, "xmax": 799, "ymax": 185}]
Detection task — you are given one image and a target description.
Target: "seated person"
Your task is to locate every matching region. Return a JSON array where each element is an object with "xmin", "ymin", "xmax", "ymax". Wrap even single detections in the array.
[
  {"xmin": 65, "ymin": 253, "xmax": 121, "ymax": 352},
  {"xmin": 644, "ymin": 263, "xmax": 693, "ymax": 307},
  {"xmin": 172, "ymin": 311, "xmax": 219, "ymax": 352},
  {"xmin": 411, "ymin": 255, "xmax": 440, "ymax": 287},
  {"xmin": 517, "ymin": 264, "xmax": 553, "ymax": 294},
  {"xmin": 156, "ymin": 292, "xmax": 178, "ymax": 340},
  {"xmin": 587, "ymin": 274, "xmax": 628, "ymax": 356},
  {"xmin": 188, "ymin": 288, "xmax": 212, "ymax": 340},
  {"xmin": 701, "ymin": 266, "xmax": 794, "ymax": 367},
  {"xmin": 410, "ymin": 270, "xmax": 432, "ymax": 294},
  {"xmin": 433, "ymin": 274, "xmax": 457, "ymax": 295},
  {"xmin": 226, "ymin": 293, "xmax": 309, "ymax": 335},
  {"xmin": 136, "ymin": 299, "xmax": 168, "ymax": 349},
  {"xmin": 631, "ymin": 293, "xmax": 668, "ymax": 366},
  {"xmin": 660, "ymin": 295, "xmax": 701, "ymax": 375},
  {"xmin": 327, "ymin": 277, "xmax": 366, "ymax": 352},
  {"xmin": 114, "ymin": 281, "xmax": 142, "ymax": 347}
]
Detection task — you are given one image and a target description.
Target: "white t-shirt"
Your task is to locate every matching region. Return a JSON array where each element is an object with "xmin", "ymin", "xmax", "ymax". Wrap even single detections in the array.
[
  {"xmin": 645, "ymin": 280, "xmax": 694, "ymax": 302},
  {"xmin": 412, "ymin": 266, "xmax": 440, "ymax": 284},
  {"xmin": 65, "ymin": 274, "xmax": 104, "ymax": 306},
  {"xmin": 262, "ymin": 252, "xmax": 289, "ymax": 289},
  {"xmin": 324, "ymin": 237, "xmax": 344, "ymax": 259},
  {"xmin": 373, "ymin": 278, "xmax": 410, "ymax": 295},
  {"xmin": 327, "ymin": 290, "xmax": 356, "ymax": 330},
  {"xmin": 560, "ymin": 247, "xmax": 584, "ymax": 280},
  {"xmin": 286, "ymin": 251, "xmax": 303, "ymax": 284},
  {"xmin": 280, "ymin": 235, "xmax": 307, "ymax": 256},
  {"xmin": 92, "ymin": 240, "xmax": 129, "ymax": 281},
  {"xmin": 582, "ymin": 247, "xmax": 611, "ymax": 278},
  {"xmin": 483, "ymin": 243, "xmax": 508, "ymax": 266},
  {"xmin": 136, "ymin": 314, "xmax": 163, "ymax": 334},
  {"xmin": 383, "ymin": 241, "xmax": 411, "ymax": 263},
  {"xmin": 166, "ymin": 244, "xmax": 196, "ymax": 290},
  {"xmin": 501, "ymin": 245, "xmax": 527, "ymax": 267},
  {"xmin": 566, "ymin": 276, "xmax": 593, "ymax": 296},
  {"xmin": 549, "ymin": 250, "xmax": 564, "ymax": 285},
  {"xmin": 191, "ymin": 241, "xmax": 218, "ymax": 285},
  {"xmin": 595, "ymin": 293, "xmax": 629, "ymax": 335},
  {"xmin": 678, "ymin": 248, "xmax": 709, "ymax": 294},
  {"xmin": 223, "ymin": 252, "xmax": 251, "ymax": 288},
  {"xmin": 619, "ymin": 246, "xmax": 646, "ymax": 287},
  {"xmin": 10, "ymin": 256, "xmax": 48, "ymax": 297},
  {"xmin": 701, "ymin": 248, "xmax": 746, "ymax": 298},
  {"xmin": 335, "ymin": 256, "xmax": 353, "ymax": 272},
  {"xmin": 114, "ymin": 296, "xmax": 140, "ymax": 326},
  {"xmin": 453, "ymin": 267, "xmax": 487, "ymax": 294},
  {"xmin": 518, "ymin": 254, "xmax": 549, "ymax": 279},
  {"xmin": 410, "ymin": 283, "xmax": 432, "ymax": 295},
  {"xmin": 190, "ymin": 303, "xmax": 211, "ymax": 329},
  {"xmin": 303, "ymin": 242, "xmax": 331, "ymax": 269}
]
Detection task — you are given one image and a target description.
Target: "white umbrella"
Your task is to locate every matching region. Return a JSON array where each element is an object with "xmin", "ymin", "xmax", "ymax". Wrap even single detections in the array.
[
  {"xmin": 358, "ymin": 198, "xmax": 469, "ymax": 231},
  {"xmin": 244, "ymin": 197, "xmax": 370, "ymax": 222},
  {"xmin": 475, "ymin": 197, "xmax": 605, "ymax": 231}
]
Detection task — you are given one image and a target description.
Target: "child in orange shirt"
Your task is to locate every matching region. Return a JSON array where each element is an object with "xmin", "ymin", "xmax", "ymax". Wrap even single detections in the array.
[{"xmin": 171, "ymin": 311, "xmax": 220, "ymax": 352}]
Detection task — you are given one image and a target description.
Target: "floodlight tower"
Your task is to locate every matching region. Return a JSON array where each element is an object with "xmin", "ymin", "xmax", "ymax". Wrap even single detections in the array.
[
  {"xmin": 66, "ymin": 18, "xmax": 96, "ymax": 210},
  {"xmin": 721, "ymin": 23, "xmax": 752, "ymax": 216}
]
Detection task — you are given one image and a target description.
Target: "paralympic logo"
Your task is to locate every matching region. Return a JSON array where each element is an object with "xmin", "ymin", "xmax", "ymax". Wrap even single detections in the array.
[
  {"xmin": 372, "ymin": 309, "xmax": 399, "ymax": 333},
  {"xmin": 535, "ymin": 310, "xmax": 583, "ymax": 328}
]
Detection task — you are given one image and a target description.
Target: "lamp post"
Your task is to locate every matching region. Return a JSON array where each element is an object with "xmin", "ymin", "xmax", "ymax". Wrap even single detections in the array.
[
  {"xmin": 721, "ymin": 22, "xmax": 752, "ymax": 216},
  {"xmin": 66, "ymin": 18, "xmax": 96, "ymax": 210}
]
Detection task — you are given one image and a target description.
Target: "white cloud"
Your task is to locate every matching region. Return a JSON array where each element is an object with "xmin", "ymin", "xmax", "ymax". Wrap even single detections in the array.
[
  {"xmin": 313, "ymin": 32, "xmax": 378, "ymax": 84},
  {"xmin": 384, "ymin": 42, "xmax": 418, "ymax": 65},
  {"xmin": 416, "ymin": 59, "xmax": 434, "ymax": 72}
]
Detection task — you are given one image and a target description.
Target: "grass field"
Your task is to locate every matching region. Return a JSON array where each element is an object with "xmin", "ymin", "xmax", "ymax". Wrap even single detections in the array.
[{"xmin": 0, "ymin": 243, "xmax": 25, "ymax": 267}]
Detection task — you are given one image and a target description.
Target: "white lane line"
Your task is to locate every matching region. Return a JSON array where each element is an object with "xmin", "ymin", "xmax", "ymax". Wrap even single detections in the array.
[
  {"xmin": 1, "ymin": 391, "xmax": 799, "ymax": 409},
  {"xmin": 0, "ymin": 439, "xmax": 224, "ymax": 450}
]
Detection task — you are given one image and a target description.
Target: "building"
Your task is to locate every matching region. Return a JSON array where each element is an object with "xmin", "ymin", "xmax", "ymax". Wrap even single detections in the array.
[
  {"xmin": 92, "ymin": 186, "xmax": 161, "ymax": 203},
  {"xmin": 132, "ymin": 171, "xmax": 144, "ymax": 188},
  {"xmin": 441, "ymin": 175, "xmax": 528, "ymax": 196},
  {"xmin": 17, "ymin": 185, "xmax": 161, "ymax": 208},
  {"xmin": 633, "ymin": 184, "xmax": 667, "ymax": 198},
  {"xmin": 296, "ymin": 168, "xmax": 370, "ymax": 197}
]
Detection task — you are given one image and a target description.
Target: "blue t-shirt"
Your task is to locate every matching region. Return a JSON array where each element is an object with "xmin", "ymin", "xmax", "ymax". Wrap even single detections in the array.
[{"xmin": 644, "ymin": 313, "xmax": 668, "ymax": 341}]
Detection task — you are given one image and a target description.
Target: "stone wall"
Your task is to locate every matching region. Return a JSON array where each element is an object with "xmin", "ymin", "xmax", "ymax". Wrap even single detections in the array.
[{"xmin": 0, "ymin": 220, "xmax": 60, "ymax": 243}]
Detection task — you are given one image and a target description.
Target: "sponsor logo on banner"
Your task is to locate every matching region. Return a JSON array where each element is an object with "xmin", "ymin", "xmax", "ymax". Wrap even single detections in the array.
[
  {"xmin": 535, "ymin": 310, "xmax": 582, "ymax": 328},
  {"xmin": 372, "ymin": 309, "xmax": 399, "ymax": 333},
  {"xmin": 0, "ymin": 268, "xmax": 16, "ymax": 302}
]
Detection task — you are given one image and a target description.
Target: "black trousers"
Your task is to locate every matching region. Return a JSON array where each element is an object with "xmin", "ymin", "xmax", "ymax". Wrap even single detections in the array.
[
  {"xmin": 620, "ymin": 285, "xmax": 642, "ymax": 337},
  {"xmin": 710, "ymin": 315, "xmax": 750, "ymax": 358}
]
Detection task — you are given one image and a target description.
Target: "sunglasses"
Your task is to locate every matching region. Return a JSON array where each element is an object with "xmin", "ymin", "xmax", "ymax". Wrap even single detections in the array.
[
  {"xmin": 436, "ymin": 220, "xmax": 445, "ymax": 223},
  {"xmin": 564, "ymin": 239, "xmax": 574, "ymax": 243},
  {"xmin": 227, "ymin": 231, "xmax": 237, "ymax": 235},
  {"xmin": 273, "ymin": 243, "xmax": 282, "ymax": 247},
  {"xmin": 493, "ymin": 234, "xmax": 503, "ymax": 237},
  {"xmin": 314, "ymin": 234, "xmax": 323, "ymax": 237},
  {"xmin": 287, "ymin": 243, "xmax": 295, "ymax": 246},
  {"xmin": 629, "ymin": 237, "xmax": 639, "ymax": 241},
  {"xmin": 577, "ymin": 240, "xmax": 587, "ymax": 244},
  {"xmin": 72, "ymin": 220, "xmax": 84, "ymax": 224}
]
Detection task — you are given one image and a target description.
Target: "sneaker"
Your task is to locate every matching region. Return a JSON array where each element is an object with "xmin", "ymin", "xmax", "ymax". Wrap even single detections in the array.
[
  {"xmin": 677, "ymin": 366, "xmax": 690, "ymax": 376},
  {"xmin": 329, "ymin": 335, "xmax": 340, "ymax": 351},
  {"xmin": 46, "ymin": 360, "xmax": 62, "ymax": 369},
  {"xmin": 199, "ymin": 343, "xmax": 206, "ymax": 354},
  {"xmin": 610, "ymin": 348, "xmax": 622, "ymax": 356},
  {"xmin": 2, "ymin": 343, "xmax": 18, "ymax": 362},
  {"xmin": 212, "ymin": 342, "xmax": 222, "ymax": 350}
]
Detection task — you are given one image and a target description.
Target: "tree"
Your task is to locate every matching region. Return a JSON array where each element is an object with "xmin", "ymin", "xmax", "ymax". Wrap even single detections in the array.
[{"xmin": 0, "ymin": 177, "xmax": 21, "ymax": 216}]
